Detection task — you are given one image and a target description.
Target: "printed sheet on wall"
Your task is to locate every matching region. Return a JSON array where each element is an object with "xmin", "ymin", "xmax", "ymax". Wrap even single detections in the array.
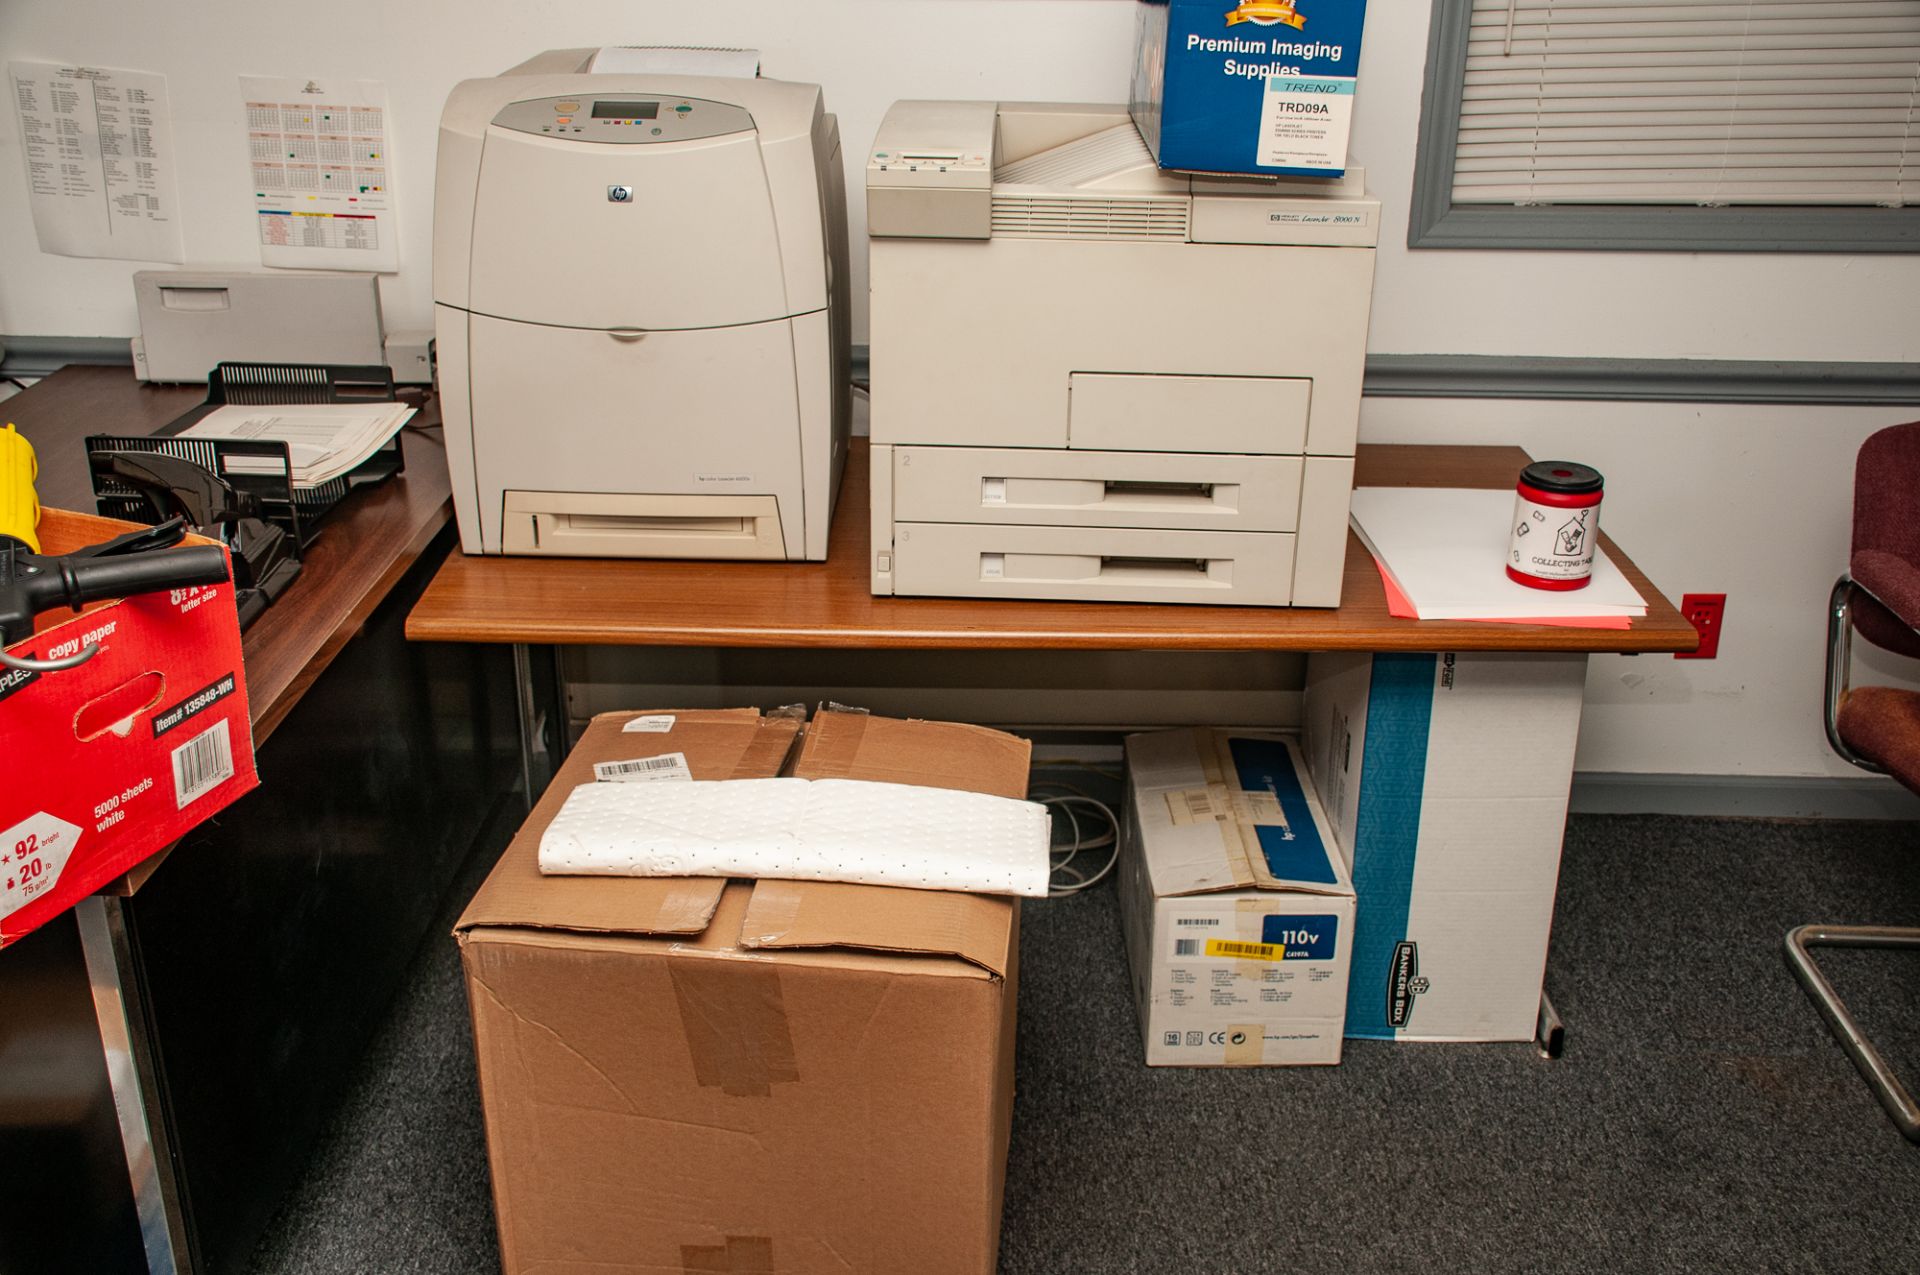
[
  {"xmin": 8, "ymin": 61, "xmax": 185, "ymax": 263},
  {"xmin": 240, "ymin": 75, "xmax": 399, "ymax": 271}
]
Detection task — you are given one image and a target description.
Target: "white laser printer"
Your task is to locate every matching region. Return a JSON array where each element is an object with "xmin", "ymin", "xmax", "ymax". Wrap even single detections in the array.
[
  {"xmin": 434, "ymin": 49, "xmax": 850, "ymax": 559},
  {"xmin": 867, "ymin": 101, "xmax": 1378, "ymax": 606}
]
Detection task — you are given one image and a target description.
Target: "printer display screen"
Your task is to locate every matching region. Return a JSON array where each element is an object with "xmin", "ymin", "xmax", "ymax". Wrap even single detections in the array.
[{"xmin": 591, "ymin": 101, "xmax": 660, "ymax": 120}]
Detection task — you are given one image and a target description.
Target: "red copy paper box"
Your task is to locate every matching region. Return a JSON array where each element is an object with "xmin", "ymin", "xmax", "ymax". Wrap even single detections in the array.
[{"xmin": 0, "ymin": 509, "xmax": 258, "ymax": 948}]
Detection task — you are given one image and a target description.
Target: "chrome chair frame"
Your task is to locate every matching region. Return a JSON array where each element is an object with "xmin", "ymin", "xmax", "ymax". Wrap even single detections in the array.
[{"xmin": 1788, "ymin": 571, "xmax": 1920, "ymax": 1142}]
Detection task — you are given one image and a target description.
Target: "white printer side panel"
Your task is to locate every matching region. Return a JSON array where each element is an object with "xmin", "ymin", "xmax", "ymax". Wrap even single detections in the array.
[
  {"xmin": 464, "ymin": 313, "xmax": 807, "ymax": 558},
  {"xmin": 869, "ymin": 236, "xmax": 1372, "ymax": 457}
]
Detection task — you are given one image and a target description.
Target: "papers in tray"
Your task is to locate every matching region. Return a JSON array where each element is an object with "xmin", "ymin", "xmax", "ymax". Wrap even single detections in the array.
[
  {"xmin": 178, "ymin": 402, "xmax": 414, "ymax": 489},
  {"xmin": 1349, "ymin": 487, "xmax": 1647, "ymax": 626}
]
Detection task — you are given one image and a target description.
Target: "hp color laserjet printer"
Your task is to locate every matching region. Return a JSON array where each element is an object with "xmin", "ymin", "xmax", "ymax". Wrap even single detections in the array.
[
  {"xmin": 867, "ymin": 101, "xmax": 1377, "ymax": 606},
  {"xmin": 434, "ymin": 49, "xmax": 850, "ymax": 559}
]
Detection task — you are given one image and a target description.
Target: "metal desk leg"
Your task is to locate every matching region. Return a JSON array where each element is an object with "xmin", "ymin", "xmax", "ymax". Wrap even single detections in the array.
[
  {"xmin": 77, "ymin": 895, "xmax": 188, "ymax": 1275},
  {"xmin": 1536, "ymin": 990, "xmax": 1565, "ymax": 1059},
  {"xmin": 512, "ymin": 643, "xmax": 567, "ymax": 804}
]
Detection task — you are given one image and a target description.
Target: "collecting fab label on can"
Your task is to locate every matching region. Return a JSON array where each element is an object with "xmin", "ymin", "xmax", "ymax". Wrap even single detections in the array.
[{"xmin": 1507, "ymin": 461, "xmax": 1604, "ymax": 591}]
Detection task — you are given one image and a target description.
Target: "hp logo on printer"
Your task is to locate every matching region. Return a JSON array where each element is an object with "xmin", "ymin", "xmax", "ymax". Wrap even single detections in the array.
[{"xmin": 607, "ymin": 185, "xmax": 633, "ymax": 203}]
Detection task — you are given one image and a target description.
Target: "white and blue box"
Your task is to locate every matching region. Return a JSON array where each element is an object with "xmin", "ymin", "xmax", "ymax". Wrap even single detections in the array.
[
  {"xmin": 1304, "ymin": 652, "xmax": 1588, "ymax": 1042},
  {"xmin": 1119, "ymin": 729, "xmax": 1355, "ymax": 1066},
  {"xmin": 1130, "ymin": 0, "xmax": 1371, "ymax": 177}
]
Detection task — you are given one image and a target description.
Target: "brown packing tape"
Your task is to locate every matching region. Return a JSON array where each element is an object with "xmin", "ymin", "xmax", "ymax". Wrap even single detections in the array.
[
  {"xmin": 1223, "ymin": 1023, "xmax": 1266, "ymax": 1065},
  {"xmin": 1202, "ymin": 730, "xmax": 1281, "ymax": 890},
  {"xmin": 668, "ymin": 955, "xmax": 800, "ymax": 1098},
  {"xmin": 731, "ymin": 718, "xmax": 800, "ymax": 779},
  {"xmin": 792, "ymin": 707, "xmax": 868, "ymax": 780},
  {"xmin": 681, "ymin": 1236, "xmax": 774, "ymax": 1273}
]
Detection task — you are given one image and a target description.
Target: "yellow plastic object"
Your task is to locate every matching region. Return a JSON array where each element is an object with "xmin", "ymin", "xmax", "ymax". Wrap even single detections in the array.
[{"xmin": 1, "ymin": 423, "xmax": 40, "ymax": 552}]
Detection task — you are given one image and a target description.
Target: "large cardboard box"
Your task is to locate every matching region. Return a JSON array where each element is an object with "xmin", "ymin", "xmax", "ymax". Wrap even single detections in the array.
[
  {"xmin": 1303, "ymin": 652, "xmax": 1587, "ymax": 1042},
  {"xmin": 1119, "ymin": 728, "xmax": 1355, "ymax": 1066},
  {"xmin": 457, "ymin": 707, "xmax": 1027, "ymax": 1275},
  {"xmin": 1, "ymin": 508, "xmax": 257, "ymax": 948},
  {"xmin": 1130, "ymin": 0, "xmax": 1371, "ymax": 177}
]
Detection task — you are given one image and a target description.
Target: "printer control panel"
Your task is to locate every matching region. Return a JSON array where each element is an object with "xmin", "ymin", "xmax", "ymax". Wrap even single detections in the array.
[{"xmin": 491, "ymin": 95, "xmax": 754, "ymax": 144}]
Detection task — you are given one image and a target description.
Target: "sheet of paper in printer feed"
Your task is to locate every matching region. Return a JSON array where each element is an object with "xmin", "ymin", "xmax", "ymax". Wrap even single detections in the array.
[
  {"xmin": 179, "ymin": 401, "xmax": 415, "ymax": 488},
  {"xmin": 537, "ymin": 777, "xmax": 1053, "ymax": 898},
  {"xmin": 9, "ymin": 61, "xmax": 185, "ymax": 263},
  {"xmin": 587, "ymin": 47, "xmax": 762, "ymax": 76},
  {"xmin": 1349, "ymin": 487, "xmax": 1647, "ymax": 620}
]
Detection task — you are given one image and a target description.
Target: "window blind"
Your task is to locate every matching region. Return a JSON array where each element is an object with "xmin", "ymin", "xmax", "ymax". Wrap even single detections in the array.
[{"xmin": 1453, "ymin": 0, "xmax": 1920, "ymax": 206}]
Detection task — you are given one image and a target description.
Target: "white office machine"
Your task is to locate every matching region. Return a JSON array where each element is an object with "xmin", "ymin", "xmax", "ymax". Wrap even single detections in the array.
[
  {"xmin": 434, "ymin": 49, "xmax": 851, "ymax": 559},
  {"xmin": 867, "ymin": 101, "xmax": 1378, "ymax": 606},
  {"xmin": 130, "ymin": 270, "xmax": 436, "ymax": 384}
]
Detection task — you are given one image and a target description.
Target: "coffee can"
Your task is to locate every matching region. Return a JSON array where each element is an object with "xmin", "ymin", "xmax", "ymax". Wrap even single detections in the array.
[{"xmin": 1508, "ymin": 461, "xmax": 1603, "ymax": 590}]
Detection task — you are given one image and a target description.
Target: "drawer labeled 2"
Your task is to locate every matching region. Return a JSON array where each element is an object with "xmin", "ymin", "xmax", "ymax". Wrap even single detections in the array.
[
  {"xmin": 891, "ymin": 523, "xmax": 1296, "ymax": 606},
  {"xmin": 892, "ymin": 447, "xmax": 1302, "ymax": 531}
]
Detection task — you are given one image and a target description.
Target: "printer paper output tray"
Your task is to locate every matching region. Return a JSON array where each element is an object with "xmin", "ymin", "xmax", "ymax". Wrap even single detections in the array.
[
  {"xmin": 500, "ymin": 491, "xmax": 785, "ymax": 558},
  {"xmin": 890, "ymin": 445, "xmax": 1303, "ymax": 531},
  {"xmin": 872, "ymin": 442, "xmax": 1351, "ymax": 606},
  {"xmin": 888, "ymin": 523, "xmax": 1294, "ymax": 606}
]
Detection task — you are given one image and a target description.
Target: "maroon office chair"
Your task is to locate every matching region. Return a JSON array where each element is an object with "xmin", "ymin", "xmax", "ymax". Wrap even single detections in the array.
[{"xmin": 1788, "ymin": 418, "xmax": 1920, "ymax": 1142}]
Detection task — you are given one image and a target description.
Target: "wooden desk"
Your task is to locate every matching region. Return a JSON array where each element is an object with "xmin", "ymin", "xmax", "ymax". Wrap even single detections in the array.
[
  {"xmin": 404, "ymin": 431, "xmax": 1694, "ymax": 1078},
  {"xmin": 409, "ymin": 438, "xmax": 1694, "ymax": 654},
  {"xmin": 7, "ymin": 365, "xmax": 457, "ymax": 741},
  {"xmin": 407, "ymin": 434, "xmax": 1692, "ymax": 824},
  {"xmin": 2, "ymin": 367, "xmax": 517, "ymax": 1275}
]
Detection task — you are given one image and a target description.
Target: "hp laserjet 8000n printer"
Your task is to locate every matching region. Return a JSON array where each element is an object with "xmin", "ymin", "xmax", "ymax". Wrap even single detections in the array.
[
  {"xmin": 434, "ymin": 49, "xmax": 850, "ymax": 559},
  {"xmin": 867, "ymin": 101, "xmax": 1377, "ymax": 606}
]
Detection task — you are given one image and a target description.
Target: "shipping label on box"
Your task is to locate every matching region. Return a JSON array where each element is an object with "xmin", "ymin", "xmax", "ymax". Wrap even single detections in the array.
[
  {"xmin": 2, "ymin": 509, "xmax": 258, "ymax": 947},
  {"xmin": 1120, "ymin": 728, "xmax": 1354, "ymax": 1065},
  {"xmin": 1131, "ymin": 0, "xmax": 1370, "ymax": 176},
  {"xmin": 1304, "ymin": 651, "xmax": 1588, "ymax": 1042}
]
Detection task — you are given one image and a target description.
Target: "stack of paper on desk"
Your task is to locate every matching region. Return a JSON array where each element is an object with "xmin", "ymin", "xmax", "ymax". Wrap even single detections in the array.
[
  {"xmin": 1349, "ymin": 487, "xmax": 1648, "ymax": 627},
  {"xmin": 178, "ymin": 402, "xmax": 414, "ymax": 488}
]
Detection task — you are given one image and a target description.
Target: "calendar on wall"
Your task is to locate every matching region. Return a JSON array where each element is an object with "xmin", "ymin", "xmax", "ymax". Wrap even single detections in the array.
[{"xmin": 240, "ymin": 75, "xmax": 399, "ymax": 271}]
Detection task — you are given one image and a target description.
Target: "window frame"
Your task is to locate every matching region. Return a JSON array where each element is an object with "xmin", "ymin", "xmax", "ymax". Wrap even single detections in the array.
[{"xmin": 1408, "ymin": 0, "xmax": 1920, "ymax": 252}]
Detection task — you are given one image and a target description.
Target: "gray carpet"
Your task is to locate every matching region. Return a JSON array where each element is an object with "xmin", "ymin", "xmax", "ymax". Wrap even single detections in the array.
[{"xmin": 254, "ymin": 813, "xmax": 1920, "ymax": 1274}]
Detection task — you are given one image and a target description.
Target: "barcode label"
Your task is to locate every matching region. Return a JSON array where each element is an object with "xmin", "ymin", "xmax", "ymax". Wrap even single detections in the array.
[
  {"xmin": 1166, "ymin": 788, "xmax": 1223, "ymax": 825},
  {"xmin": 594, "ymin": 752, "xmax": 692, "ymax": 783},
  {"xmin": 1205, "ymin": 939, "xmax": 1285, "ymax": 962},
  {"xmin": 172, "ymin": 721, "xmax": 234, "ymax": 809},
  {"xmin": 1174, "ymin": 939, "xmax": 1201, "ymax": 956},
  {"xmin": 1176, "ymin": 918, "xmax": 1221, "ymax": 927}
]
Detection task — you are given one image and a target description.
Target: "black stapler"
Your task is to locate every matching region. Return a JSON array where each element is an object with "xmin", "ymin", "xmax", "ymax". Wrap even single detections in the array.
[{"xmin": 90, "ymin": 450, "xmax": 301, "ymax": 629}]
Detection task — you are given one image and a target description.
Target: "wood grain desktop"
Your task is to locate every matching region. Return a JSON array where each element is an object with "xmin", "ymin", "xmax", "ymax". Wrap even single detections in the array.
[
  {"xmin": 8, "ymin": 365, "xmax": 457, "ymax": 741},
  {"xmin": 407, "ymin": 438, "xmax": 1696, "ymax": 654}
]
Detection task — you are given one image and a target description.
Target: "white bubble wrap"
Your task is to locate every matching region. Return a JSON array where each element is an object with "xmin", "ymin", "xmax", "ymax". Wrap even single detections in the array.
[{"xmin": 537, "ymin": 777, "xmax": 1051, "ymax": 897}]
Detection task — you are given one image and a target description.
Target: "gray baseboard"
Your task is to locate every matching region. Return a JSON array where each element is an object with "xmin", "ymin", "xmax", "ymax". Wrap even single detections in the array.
[
  {"xmin": 10, "ymin": 336, "xmax": 1918, "ymax": 408},
  {"xmin": 1570, "ymin": 772, "xmax": 1920, "ymax": 821},
  {"xmin": 1, "ymin": 335, "xmax": 132, "ymax": 378},
  {"xmin": 857, "ymin": 347, "xmax": 1916, "ymax": 406}
]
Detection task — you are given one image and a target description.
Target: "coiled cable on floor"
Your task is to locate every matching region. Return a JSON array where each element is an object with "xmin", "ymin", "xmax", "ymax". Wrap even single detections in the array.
[{"xmin": 1032, "ymin": 788, "xmax": 1120, "ymax": 897}]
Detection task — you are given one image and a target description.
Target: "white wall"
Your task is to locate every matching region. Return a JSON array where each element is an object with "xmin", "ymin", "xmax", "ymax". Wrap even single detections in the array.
[
  {"xmin": 2, "ymin": 0, "xmax": 1917, "ymax": 786},
  {"xmin": 3, "ymin": 1, "xmax": 1915, "ymax": 355}
]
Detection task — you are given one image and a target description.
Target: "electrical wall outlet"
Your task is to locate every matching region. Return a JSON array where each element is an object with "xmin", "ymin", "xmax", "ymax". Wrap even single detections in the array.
[{"xmin": 1676, "ymin": 593, "xmax": 1725, "ymax": 660}]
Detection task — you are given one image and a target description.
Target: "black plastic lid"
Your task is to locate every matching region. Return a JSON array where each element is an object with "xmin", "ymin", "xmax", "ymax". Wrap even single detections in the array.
[{"xmin": 1520, "ymin": 461, "xmax": 1604, "ymax": 496}]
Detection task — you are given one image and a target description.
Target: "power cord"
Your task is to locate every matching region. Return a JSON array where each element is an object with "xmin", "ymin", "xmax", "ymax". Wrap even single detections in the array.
[{"xmin": 1033, "ymin": 788, "xmax": 1120, "ymax": 897}]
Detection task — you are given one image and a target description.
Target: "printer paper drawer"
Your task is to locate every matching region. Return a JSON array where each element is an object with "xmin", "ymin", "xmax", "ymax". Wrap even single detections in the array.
[
  {"xmin": 891, "ymin": 523, "xmax": 1294, "ymax": 606},
  {"xmin": 892, "ymin": 446, "xmax": 1301, "ymax": 531},
  {"xmin": 1069, "ymin": 373, "xmax": 1310, "ymax": 455}
]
